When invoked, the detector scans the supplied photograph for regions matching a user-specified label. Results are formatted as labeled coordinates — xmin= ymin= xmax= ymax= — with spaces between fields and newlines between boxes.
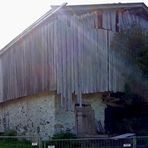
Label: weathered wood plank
xmin=0 ymin=9 xmax=147 ymax=108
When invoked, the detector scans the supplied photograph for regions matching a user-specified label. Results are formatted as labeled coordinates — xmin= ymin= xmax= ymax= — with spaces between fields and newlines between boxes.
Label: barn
xmin=0 ymin=3 xmax=147 ymax=139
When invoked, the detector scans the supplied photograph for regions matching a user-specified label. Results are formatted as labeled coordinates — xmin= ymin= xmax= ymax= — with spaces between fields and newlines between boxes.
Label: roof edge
xmin=0 ymin=2 xmax=147 ymax=55
xmin=52 ymin=2 xmax=147 ymax=8
xmin=52 ymin=3 xmax=148 ymax=13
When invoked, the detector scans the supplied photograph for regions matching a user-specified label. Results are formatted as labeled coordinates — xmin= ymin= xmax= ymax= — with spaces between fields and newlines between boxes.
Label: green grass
xmin=0 ymin=140 xmax=35 ymax=148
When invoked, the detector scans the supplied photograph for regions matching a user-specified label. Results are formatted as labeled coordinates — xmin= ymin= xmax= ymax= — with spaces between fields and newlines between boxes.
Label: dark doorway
xmin=104 ymin=92 xmax=148 ymax=135
xmin=75 ymin=104 xmax=97 ymax=136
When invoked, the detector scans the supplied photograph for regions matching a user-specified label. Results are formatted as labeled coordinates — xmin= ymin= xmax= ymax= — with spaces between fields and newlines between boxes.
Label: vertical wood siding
xmin=0 ymin=9 xmax=147 ymax=108
xmin=119 ymin=10 xmax=148 ymax=30
xmin=0 ymin=59 xmax=3 ymax=102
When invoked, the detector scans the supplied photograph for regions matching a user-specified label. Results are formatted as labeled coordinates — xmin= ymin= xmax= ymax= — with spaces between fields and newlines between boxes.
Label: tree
xmin=111 ymin=25 xmax=148 ymax=78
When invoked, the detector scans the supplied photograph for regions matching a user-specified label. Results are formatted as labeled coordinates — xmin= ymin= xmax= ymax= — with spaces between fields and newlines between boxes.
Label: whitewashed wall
xmin=54 ymin=93 xmax=106 ymax=133
xmin=0 ymin=92 xmax=55 ymax=139
xmin=0 ymin=91 xmax=106 ymax=138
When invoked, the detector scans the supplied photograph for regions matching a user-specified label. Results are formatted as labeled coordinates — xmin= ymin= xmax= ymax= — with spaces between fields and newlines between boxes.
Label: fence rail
xmin=43 ymin=136 xmax=148 ymax=148
xmin=0 ymin=136 xmax=148 ymax=148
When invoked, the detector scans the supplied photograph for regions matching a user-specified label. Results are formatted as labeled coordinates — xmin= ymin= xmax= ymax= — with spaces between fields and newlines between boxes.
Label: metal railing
xmin=136 ymin=136 xmax=148 ymax=148
xmin=43 ymin=136 xmax=148 ymax=148
xmin=0 ymin=135 xmax=148 ymax=148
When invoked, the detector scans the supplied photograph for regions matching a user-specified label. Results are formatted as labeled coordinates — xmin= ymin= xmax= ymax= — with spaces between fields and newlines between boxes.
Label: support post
xmin=77 ymin=91 xmax=82 ymax=107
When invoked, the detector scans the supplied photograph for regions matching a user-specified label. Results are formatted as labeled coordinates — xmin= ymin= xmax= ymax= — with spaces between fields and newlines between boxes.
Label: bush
xmin=47 ymin=132 xmax=77 ymax=148
xmin=4 ymin=129 xmax=17 ymax=136
xmin=111 ymin=24 xmax=148 ymax=78
xmin=52 ymin=131 xmax=77 ymax=140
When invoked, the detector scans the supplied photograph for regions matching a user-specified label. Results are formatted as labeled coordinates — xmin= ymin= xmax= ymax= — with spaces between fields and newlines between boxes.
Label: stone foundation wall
xmin=0 ymin=92 xmax=55 ymax=139
xmin=83 ymin=93 xmax=106 ymax=127
xmin=55 ymin=95 xmax=76 ymax=134
xmin=0 ymin=92 xmax=106 ymax=139
xmin=55 ymin=93 xmax=106 ymax=134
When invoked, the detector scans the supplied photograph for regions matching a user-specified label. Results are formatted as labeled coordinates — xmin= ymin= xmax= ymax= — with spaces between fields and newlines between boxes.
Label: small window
xmin=116 ymin=11 xmax=119 ymax=32
xmin=95 ymin=11 xmax=103 ymax=29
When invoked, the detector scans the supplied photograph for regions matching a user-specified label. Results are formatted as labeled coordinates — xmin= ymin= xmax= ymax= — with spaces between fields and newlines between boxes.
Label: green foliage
xmin=4 ymin=129 xmax=17 ymax=136
xmin=47 ymin=132 xmax=77 ymax=148
xmin=0 ymin=141 xmax=32 ymax=148
xmin=136 ymin=46 xmax=148 ymax=77
xmin=52 ymin=131 xmax=77 ymax=140
xmin=124 ymin=83 xmax=132 ymax=95
xmin=111 ymin=25 xmax=148 ymax=78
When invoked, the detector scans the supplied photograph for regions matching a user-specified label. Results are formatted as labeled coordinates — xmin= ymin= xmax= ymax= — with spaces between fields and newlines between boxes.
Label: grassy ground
xmin=0 ymin=140 xmax=35 ymax=148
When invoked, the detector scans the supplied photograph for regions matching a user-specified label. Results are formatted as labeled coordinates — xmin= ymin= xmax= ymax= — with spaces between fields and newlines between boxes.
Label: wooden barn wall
xmin=0 ymin=9 xmax=147 ymax=109
xmin=0 ymin=59 xmax=3 ymax=102
xmin=119 ymin=10 xmax=148 ymax=30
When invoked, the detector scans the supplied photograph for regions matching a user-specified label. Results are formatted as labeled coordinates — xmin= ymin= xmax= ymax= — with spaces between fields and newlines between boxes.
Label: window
xmin=95 ymin=11 xmax=103 ymax=29
xmin=116 ymin=11 xmax=119 ymax=32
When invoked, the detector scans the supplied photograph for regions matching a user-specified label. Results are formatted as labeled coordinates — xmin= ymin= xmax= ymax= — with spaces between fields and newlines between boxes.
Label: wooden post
xmin=77 ymin=91 xmax=82 ymax=107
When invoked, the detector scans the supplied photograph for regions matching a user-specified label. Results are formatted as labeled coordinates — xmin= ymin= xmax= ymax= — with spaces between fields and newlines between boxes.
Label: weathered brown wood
xmin=0 ymin=6 xmax=147 ymax=109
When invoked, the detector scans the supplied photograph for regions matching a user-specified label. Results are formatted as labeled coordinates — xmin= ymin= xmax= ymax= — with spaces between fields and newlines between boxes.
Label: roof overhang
xmin=52 ymin=3 xmax=148 ymax=14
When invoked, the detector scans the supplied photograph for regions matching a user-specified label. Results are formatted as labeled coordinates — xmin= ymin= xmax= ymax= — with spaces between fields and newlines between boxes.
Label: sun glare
xmin=0 ymin=0 xmax=147 ymax=49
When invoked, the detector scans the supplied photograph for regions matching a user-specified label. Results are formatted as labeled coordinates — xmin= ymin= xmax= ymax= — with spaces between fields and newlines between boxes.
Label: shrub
xmin=47 ymin=132 xmax=77 ymax=148
xmin=111 ymin=25 xmax=148 ymax=78
xmin=52 ymin=131 xmax=77 ymax=140
xmin=4 ymin=129 xmax=17 ymax=136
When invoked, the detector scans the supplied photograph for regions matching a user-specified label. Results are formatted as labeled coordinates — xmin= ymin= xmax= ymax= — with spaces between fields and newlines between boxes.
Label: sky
xmin=0 ymin=0 xmax=147 ymax=49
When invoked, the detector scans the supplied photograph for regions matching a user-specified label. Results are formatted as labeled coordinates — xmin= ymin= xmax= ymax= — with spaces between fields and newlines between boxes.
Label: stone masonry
xmin=0 ymin=92 xmax=55 ymax=139
xmin=0 ymin=92 xmax=106 ymax=139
